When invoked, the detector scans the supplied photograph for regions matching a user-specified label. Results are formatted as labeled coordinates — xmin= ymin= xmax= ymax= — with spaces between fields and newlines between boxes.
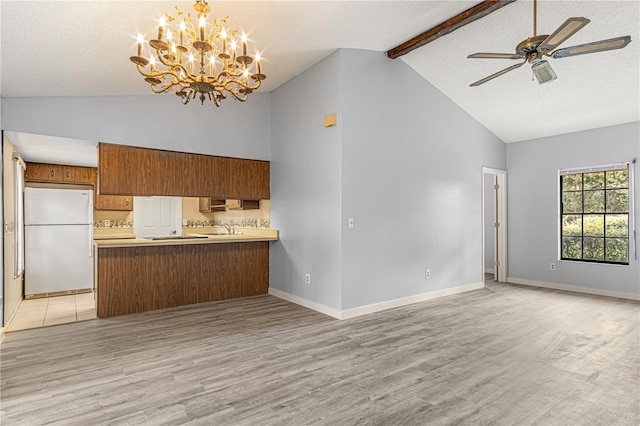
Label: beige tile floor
xmin=6 ymin=292 xmax=97 ymax=332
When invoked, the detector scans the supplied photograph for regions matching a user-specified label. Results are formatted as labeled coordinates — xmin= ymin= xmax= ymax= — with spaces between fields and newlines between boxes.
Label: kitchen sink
xmin=197 ymin=232 xmax=243 ymax=236
xmin=148 ymin=235 xmax=209 ymax=240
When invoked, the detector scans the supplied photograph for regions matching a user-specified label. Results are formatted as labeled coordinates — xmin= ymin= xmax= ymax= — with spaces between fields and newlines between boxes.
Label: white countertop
xmin=94 ymin=229 xmax=278 ymax=248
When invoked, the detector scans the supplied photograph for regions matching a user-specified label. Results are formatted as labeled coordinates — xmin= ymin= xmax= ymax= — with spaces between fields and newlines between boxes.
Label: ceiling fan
xmin=467 ymin=0 xmax=632 ymax=87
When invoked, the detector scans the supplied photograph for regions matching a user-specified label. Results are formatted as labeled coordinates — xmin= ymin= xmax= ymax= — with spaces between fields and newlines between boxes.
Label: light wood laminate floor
xmin=1 ymin=280 xmax=638 ymax=425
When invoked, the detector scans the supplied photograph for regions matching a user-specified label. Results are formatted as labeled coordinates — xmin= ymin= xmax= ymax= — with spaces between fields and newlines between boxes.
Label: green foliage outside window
xmin=561 ymin=168 xmax=629 ymax=264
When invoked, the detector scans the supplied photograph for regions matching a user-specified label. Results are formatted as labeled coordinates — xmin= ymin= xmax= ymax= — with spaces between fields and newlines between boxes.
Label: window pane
xmin=583 ymin=237 xmax=604 ymax=261
xmin=583 ymin=215 xmax=604 ymax=236
xmin=606 ymin=189 xmax=629 ymax=213
xmin=559 ymin=167 xmax=630 ymax=265
xmin=562 ymin=237 xmax=582 ymax=259
xmin=562 ymin=191 xmax=582 ymax=213
xmin=606 ymin=214 xmax=628 ymax=237
xmin=605 ymin=238 xmax=628 ymax=263
xmin=562 ymin=215 xmax=582 ymax=236
xmin=584 ymin=190 xmax=604 ymax=213
xmin=563 ymin=174 xmax=582 ymax=191
xmin=605 ymin=170 xmax=628 ymax=189
xmin=584 ymin=172 xmax=604 ymax=190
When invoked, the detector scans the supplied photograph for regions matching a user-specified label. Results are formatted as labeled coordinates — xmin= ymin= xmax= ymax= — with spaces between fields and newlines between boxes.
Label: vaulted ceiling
xmin=2 ymin=1 xmax=639 ymax=150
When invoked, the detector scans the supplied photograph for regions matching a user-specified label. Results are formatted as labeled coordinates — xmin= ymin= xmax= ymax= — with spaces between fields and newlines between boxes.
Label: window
xmin=560 ymin=165 xmax=629 ymax=265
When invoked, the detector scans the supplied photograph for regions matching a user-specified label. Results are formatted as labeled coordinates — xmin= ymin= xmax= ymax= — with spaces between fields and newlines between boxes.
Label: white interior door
xmin=133 ymin=196 xmax=182 ymax=238
xmin=492 ymin=175 xmax=499 ymax=281
xmin=482 ymin=168 xmax=507 ymax=283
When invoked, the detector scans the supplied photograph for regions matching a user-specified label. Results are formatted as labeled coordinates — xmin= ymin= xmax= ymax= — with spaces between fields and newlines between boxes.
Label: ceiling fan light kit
xmin=531 ymin=59 xmax=556 ymax=84
xmin=467 ymin=0 xmax=632 ymax=87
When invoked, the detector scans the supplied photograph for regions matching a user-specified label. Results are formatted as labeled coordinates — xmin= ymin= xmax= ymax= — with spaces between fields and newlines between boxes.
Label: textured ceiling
xmin=0 ymin=1 xmax=474 ymax=96
xmin=1 ymin=1 xmax=639 ymax=153
xmin=402 ymin=0 xmax=640 ymax=143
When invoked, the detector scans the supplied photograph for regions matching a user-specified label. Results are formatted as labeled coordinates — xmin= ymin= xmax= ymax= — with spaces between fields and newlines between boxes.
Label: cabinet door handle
xmin=50 ymin=169 xmax=55 ymax=177
xmin=125 ymin=199 xmax=130 ymax=207
xmin=66 ymin=170 xmax=71 ymax=178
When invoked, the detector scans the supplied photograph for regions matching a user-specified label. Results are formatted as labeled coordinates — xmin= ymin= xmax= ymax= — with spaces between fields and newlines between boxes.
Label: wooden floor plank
xmin=1 ymin=280 xmax=638 ymax=425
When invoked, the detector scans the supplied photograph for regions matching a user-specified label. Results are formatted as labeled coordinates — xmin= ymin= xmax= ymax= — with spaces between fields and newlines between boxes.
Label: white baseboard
xmin=484 ymin=268 xmax=495 ymax=274
xmin=269 ymin=282 xmax=485 ymax=320
xmin=507 ymin=277 xmax=640 ymax=301
xmin=341 ymin=282 xmax=484 ymax=319
xmin=268 ymin=288 xmax=342 ymax=319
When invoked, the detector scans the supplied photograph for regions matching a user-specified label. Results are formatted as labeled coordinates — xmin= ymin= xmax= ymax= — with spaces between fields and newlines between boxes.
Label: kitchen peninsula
xmin=92 ymin=142 xmax=275 ymax=318
xmin=94 ymin=229 xmax=277 ymax=318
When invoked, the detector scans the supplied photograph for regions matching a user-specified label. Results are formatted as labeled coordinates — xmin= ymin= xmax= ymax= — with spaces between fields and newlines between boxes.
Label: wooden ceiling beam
xmin=387 ymin=0 xmax=518 ymax=59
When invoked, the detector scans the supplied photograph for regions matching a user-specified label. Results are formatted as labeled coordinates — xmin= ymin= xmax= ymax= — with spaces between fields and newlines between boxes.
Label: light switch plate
xmin=348 ymin=218 xmax=354 ymax=229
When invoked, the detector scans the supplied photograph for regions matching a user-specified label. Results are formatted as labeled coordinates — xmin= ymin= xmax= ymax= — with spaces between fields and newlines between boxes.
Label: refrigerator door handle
xmin=89 ymin=227 xmax=94 ymax=258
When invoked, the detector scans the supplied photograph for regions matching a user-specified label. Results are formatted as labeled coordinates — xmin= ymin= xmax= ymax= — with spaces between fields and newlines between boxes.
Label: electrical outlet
xmin=104 ymin=219 xmax=111 ymax=227
xmin=550 ymin=263 xmax=556 ymax=271
xmin=425 ymin=269 xmax=431 ymax=279
xmin=305 ymin=274 xmax=311 ymax=284
xmin=348 ymin=218 xmax=355 ymax=229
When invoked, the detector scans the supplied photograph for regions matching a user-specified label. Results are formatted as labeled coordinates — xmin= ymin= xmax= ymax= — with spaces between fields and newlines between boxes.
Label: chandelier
xmin=130 ymin=0 xmax=265 ymax=107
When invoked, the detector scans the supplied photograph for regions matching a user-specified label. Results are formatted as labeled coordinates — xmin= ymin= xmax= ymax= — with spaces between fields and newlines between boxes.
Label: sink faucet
xmin=223 ymin=224 xmax=233 ymax=234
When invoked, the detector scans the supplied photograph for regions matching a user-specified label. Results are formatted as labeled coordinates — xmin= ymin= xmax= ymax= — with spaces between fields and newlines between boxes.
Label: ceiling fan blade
xmin=551 ymin=35 xmax=632 ymax=58
xmin=469 ymin=60 xmax=526 ymax=87
xmin=537 ymin=17 xmax=590 ymax=53
xmin=467 ymin=53 xmax=522 ymax=59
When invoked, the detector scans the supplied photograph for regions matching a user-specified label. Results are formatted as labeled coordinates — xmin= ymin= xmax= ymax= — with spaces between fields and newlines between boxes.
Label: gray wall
xmin=270 ymin=49 xmax=506 ymax=312
xmin=506 ymin=122 xmax=640 ymax=296
xmin=270 ymin=51 xmax=343 ymax=310
xmin=0 ymin=97 xmax=3 ymax=327
xmin=2 ymin=94 xmax=271 ymax=160
xmin=339 ymin=50 xmax=505 ymax=309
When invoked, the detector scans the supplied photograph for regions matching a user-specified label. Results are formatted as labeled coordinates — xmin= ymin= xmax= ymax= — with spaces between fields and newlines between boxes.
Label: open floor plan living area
xmin=1 ymin=0 xmax=639 ymax=425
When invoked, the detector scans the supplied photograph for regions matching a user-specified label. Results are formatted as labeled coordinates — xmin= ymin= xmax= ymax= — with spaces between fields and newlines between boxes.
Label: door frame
xmin=482 ymin=167 xmax=507 ymax=282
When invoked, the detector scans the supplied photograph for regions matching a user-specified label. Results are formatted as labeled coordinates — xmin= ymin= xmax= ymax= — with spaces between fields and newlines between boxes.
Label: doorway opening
xmin=482 ymin=168 xmax=507 ymax=283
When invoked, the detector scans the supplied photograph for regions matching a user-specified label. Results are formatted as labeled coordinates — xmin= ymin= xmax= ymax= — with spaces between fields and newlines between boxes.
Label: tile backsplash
xmin=94 ymin=218 xmax=270 ymax=229
xmin=94 ymin=197 xmax=271 ymax=230
xmin=94 ymin=219 xmax=133 ymax=229
xmin=184 ymin=219 xmax=270 ymax=229
xmin=94 ymin=210 xmax=133 ymax=229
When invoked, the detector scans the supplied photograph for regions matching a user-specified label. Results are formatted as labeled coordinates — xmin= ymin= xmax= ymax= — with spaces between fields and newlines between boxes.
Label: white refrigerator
xmin=24 ymin=187 xmax=94 ymax=296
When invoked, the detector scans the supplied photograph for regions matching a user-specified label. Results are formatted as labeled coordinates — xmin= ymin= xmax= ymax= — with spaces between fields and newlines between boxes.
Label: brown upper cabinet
xmin=98 ymin=143 xmax=270 ymax=199
xmin=94 ymin=195 xmax=133 ymax=211
xmin=25 ymin=162 xmax=95 ymax=185
xmin=198 ymin=198 xmax=227 ymax=213
xmin=25 ymin=162 xmax=132 ymax=211
xmin=62 ymin=165 xmax=95 ymax=184
xmin=93 ymin=173 xmax=134 ymax=211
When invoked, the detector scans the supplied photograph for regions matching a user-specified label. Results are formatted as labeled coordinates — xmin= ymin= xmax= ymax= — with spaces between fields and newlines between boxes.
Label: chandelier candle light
xmin=130 ymin=0 xmax=265 ymax=107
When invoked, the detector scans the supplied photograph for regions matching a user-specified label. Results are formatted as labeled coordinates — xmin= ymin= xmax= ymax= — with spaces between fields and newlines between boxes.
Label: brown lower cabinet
xmin=96 ymin=242 xmax=269 ymax=318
